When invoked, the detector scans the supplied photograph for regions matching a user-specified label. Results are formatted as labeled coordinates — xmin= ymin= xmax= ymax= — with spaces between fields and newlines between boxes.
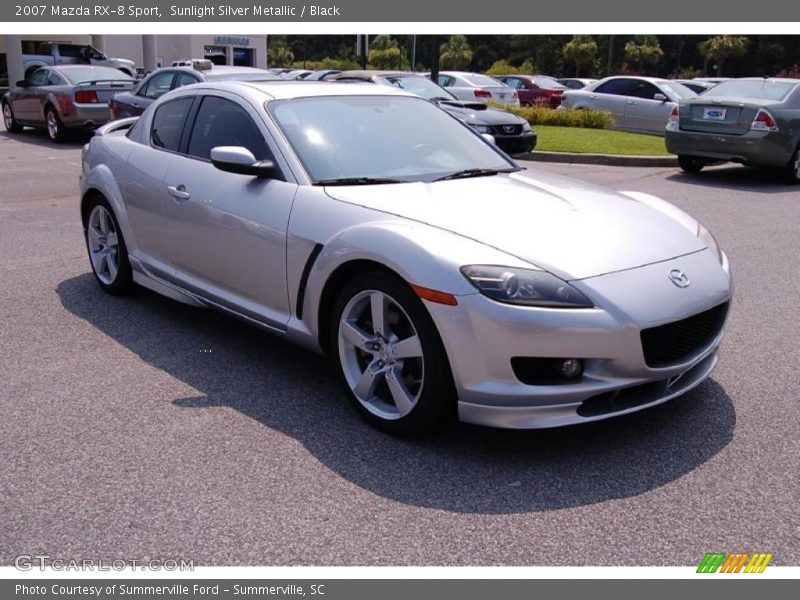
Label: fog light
xmin=560 ymin=358 xmax=584 ymax=379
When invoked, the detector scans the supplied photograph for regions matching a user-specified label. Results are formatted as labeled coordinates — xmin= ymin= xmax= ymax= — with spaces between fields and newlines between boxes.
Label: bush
xmin=487 ymin=101 xmax=613 ymax=129
xmin=485 ymin=59 xmax=517 ymax=75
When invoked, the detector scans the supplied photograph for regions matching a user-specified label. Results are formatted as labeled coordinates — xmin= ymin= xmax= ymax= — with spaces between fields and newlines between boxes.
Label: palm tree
xmin=440 ymin=35 xmax=473 ymax=70
xmin=563 ymin=35 xmax=598 ymax=77
xmin=698 ymin=36 xmax=749 ymax=76
xmin=267 ymin=36 xmax=294 ymax=67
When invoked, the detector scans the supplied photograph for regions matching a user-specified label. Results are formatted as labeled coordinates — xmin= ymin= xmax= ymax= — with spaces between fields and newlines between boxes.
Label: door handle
xmin=626 ymin=100 xmax=636 ymax=105
xmin=167 ymin=184 xmax=191 ymax=202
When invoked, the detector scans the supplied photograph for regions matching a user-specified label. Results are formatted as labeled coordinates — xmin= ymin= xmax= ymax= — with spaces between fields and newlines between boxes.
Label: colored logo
xmin=697 ymin=552 xmax=773 ymax=573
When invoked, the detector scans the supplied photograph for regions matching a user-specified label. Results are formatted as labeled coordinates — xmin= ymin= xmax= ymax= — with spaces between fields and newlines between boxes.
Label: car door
xmin=121 ymin=95 xmax=194 ymax=279
xmin=13 ymin=68 xmax=50 ymax=122
xmin=160 ymin=93 xmax=296 ymax=330
xmin=588 ymin=79 xmax=632 ymax=125
xmin=623 ymin=80 xmax=672 ymax=133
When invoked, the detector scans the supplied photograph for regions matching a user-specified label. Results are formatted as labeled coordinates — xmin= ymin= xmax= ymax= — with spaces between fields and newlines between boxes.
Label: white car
xmin=434 ymin=71 xmax=520 ymax=105
xmin=560 ymin=76 xmax=697 ymax=135
xmin=78 ymin=81 xmax=732 ymax=434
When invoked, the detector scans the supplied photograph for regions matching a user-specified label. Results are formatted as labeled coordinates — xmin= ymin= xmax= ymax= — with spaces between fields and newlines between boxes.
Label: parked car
xmin=433 ymin=71 xmax=520 ymax=105
xmin=673 ymin=79 xmax=716 ymax=94
xmin=22 ymin=41 xmax=136 ymax=80
xmin=304 ymin=69 xmax=342 ymax=81
xmin=560 ymin=76 xmax=697 ymax=135
xmin=79 ymin=80 xmax=732 ymax=433
xmin=283 ymin=69 xmax=313 ymax=80
xmin=557 ymin=78 xmax=598 ymax=90
xmin=666 ymin=77 xmax=800 ymax=182
xmin=494 ymin=75 xmax=566 ymax=107
xmin=109 ymin=63 xmax=278 ymax=119
xmin=2 ymin=65 xmax=134 ymax=141
xmin=332 ymin=70 xmax=536 ymax=153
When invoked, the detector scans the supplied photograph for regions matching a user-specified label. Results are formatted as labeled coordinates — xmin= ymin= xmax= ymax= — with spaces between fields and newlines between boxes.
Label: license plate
xmin=498 ymin=93 xmax=507 ymax=100
xmin=703 ymin=107 xmax=727 ymax=120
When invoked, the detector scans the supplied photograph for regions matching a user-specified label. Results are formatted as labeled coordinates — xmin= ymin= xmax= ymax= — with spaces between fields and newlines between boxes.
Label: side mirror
xmin=16 ymin=80 xmax=27 ymax=87
xmin=481 ymin=133 xmax=496 ymax=145
xmin=654 ymin=93 xmax=668 ymax=102
xmin=210 ymin=146 xmax=277 ymax=178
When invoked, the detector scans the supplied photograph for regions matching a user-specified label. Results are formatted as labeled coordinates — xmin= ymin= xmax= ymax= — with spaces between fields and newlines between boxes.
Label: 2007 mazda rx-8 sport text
xmin=79 ymin=80 xmax=733 ymax=433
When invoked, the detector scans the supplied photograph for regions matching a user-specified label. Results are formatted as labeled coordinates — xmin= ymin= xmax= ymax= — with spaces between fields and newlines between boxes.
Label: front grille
xmin=640 ymin=302 xmax=729 ymax=368
xmin=492 ymin=124 xmax=523 ymax=136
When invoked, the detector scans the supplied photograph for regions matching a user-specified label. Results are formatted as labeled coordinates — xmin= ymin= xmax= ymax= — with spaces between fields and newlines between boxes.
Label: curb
xmin=522 ymin=150 xmax=678 ymax=168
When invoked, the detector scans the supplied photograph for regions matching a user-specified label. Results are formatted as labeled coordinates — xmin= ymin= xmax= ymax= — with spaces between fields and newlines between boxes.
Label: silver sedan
xmin=79 ymin=81 xmax=733 ymax=433
xmin=560 ymin=76 xmax=697 ymax=135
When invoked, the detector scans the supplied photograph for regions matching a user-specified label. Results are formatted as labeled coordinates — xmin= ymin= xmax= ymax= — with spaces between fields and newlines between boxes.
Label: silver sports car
xmin=79 ymin=81 xmax=733 ymax=433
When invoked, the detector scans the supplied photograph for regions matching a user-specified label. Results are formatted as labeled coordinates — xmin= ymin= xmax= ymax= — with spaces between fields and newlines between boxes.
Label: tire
xmin=2 ymin=101 xmax=23 ymax=133
xmin=331 ymin=271 xmax=455 ymax=434
xmin=783 ymin=146 xmax=800 ymax=184
xmin=678 ymin=155 xmax=706 ymax=173
xmin=44 ymin=105 xmax=65 ymax=143
xmin=84 ymin=196 xmax=133 ymax=295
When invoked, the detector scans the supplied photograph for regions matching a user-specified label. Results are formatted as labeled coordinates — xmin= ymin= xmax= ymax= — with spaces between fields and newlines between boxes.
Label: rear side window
xmin=438 ymin=75 xmax=455 ymax=87
xmin=186 ymin=96 xmax=270 ymax=161
xmin=151 ymin=97 xmax=193 ymax=152
xmin=58 ymin=44 xmax=83 ymax=58
xmin=174 ymin=72 xmax=201 ymax=88
xmin=595 ymin=79 xmax=631 ymax=95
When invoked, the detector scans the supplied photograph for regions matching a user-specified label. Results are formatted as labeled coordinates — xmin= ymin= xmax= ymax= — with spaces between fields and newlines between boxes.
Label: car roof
xmin=597 ymin=75 xmax=672 ymax=84
xmin=728 ymin=77 xmax=800 ymax=84
xmin=180 ymin=80 xmax=417 ymax=100
xmin=334 ymin=70 xmax=421 ymax=80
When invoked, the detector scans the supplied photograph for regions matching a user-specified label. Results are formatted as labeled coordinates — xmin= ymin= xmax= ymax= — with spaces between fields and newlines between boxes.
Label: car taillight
xmin=512 ymin=91 xmax=519 ymax=99
xmin=750 ymin=108 xmax=778 ymax=132
xmin=75 ymin=90 xmax=99 ymax=103
xmin=666 ymin=104 xmax=680 ymax=131
xmin=474 ymin=89 xmax=492 ymax=98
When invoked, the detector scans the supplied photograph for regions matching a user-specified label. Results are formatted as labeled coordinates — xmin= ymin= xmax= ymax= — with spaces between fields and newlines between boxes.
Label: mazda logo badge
xmin=668 ymin=269 xmax=690 ymax=288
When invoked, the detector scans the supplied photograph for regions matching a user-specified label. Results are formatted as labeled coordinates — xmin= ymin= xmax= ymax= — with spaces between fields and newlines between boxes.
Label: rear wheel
xmin=783 ymin=146 xmax=800 ymax=184
xmin=84 ymin=196 xmax=133 ymax=295
xmin=331 ymin=271 xmax=455 ymax=434
xmin=45 ymin=106 xmax=65 ymax=142
xmin=3 ymin=102 xmax=23 ymax=133
xmin=678 ymin=155 xmax=707 ymax=173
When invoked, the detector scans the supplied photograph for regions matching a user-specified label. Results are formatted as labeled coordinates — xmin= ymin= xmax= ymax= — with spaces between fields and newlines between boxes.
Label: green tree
xmin=624 ymin=36 xmax=664 ymax=74
xmin=368 ymin=35 xmax=401 ymax=70
xmin=563 ymin=35 xmax=598 ymax=77
xmin=485 ymin=59 xmax=517 ymax=75
xmin=517 ymin=59 xmax=536 ymax=75
xmin=440 ymin=35 xmax=474 ymax=70
xmin=267 ymin=36 xmax=294 ymax=66
xmin=698 ymin=35 xmax=749 ymax=76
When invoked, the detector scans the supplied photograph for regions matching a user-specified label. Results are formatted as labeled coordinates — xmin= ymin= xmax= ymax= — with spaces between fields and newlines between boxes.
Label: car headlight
xmin=697 ymin=222 xmax=723 ymax=265
xmin=521 ymin=121 xmax=532 ymax=132
xmin=472 ymin=124 xmax=492 ymax=134
xmin=461 ymin=265 xmax=594 ymax=308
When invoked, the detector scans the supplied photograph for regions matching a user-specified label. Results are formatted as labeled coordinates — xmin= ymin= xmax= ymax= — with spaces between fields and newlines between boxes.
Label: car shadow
xmin=667 ymin=164 xmax=795 ymax=193
xmin=56 ymin=273 xmax=736 ymax=515
xmin=0 ymin=128 xmax=89 ymax=150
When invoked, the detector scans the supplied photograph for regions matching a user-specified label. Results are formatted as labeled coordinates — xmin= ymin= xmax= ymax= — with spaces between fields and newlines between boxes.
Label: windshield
xmin=702 ymin=80 xmax=797 ymax=102
xmin=268 ymin=95 xmax=514 ymax=183
xmin=382 ymin=75 xmax=456 ymax=100
xmin=62 ymin=67 xmax=133 ymax=84
xmin=464 ymin=74 xmax=506 ymax=87
xmin=658 ymin=81 xmax=697 ymax=101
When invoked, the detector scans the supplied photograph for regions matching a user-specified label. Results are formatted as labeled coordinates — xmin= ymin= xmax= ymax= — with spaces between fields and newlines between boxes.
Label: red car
xmin=495 ymin=75 xmax=566 ymax=108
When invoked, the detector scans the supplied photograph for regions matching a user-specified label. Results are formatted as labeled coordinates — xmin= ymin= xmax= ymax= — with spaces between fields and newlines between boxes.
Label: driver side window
xmin=186 ymin=96 xmax=271 ymax=162
xmin=28 ymin=70 xmax=49 ymax=87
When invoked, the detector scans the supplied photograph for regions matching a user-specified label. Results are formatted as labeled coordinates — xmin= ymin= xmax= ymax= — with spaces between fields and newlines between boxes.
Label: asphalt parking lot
xmin=1 ymin=124 xmax=798 ymax=566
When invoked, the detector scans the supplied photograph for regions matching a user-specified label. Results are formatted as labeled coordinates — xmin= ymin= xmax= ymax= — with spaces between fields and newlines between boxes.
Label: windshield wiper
xmin=433 ymin=168 xmax=516 ymax=182
xmin=315 ymin=176 xmax=406 ymax=186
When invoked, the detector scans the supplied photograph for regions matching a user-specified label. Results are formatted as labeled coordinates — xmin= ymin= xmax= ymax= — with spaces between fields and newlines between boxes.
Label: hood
xmin=324 ymin=170 xmax=704 ymax=280
xmin=436 ymin=101 xmax=525 ymax=126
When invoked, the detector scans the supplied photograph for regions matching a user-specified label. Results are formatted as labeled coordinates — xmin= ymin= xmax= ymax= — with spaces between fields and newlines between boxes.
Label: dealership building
xmin=1 ymin=34 xmax=268 ymax=83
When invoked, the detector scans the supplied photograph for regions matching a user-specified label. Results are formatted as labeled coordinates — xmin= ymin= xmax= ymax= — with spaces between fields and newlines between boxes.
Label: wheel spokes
xmin=385 ymin=366 xmax=416 ymax=416
xmin=393 ymin=335 xmax=422 ymax=359
xmin=369 ymin=292 xmax=390 ymax=338
xmin=341 ymin=320 xmax=375 ymax=352
xmin=353 ymin=360 xmax=386 ymax=400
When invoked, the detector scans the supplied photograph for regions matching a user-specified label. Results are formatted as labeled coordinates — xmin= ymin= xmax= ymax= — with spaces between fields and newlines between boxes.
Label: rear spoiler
xmin=76 ymin=79 xmax=134 ymax=87
xmin=95 ymin=117 xmax=139 ymax=136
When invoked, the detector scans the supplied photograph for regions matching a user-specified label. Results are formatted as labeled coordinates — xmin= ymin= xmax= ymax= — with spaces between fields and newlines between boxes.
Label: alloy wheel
xmin=87 ymin=205 xmax=120 ymax=285
xmin=46 ymin=110 xmax=59 ymax=140
xmin=337 ymin=290 xmax=424 ymax=420
xmin=3 ymin=104 xmax=13 ymax=130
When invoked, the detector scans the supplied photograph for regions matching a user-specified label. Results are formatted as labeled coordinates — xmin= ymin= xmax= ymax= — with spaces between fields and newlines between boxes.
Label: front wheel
xmin=678 ymin=155 xmax=707 ymax=173
xmin=331 ymin=271 xmax=455 ymax=434
xmin=84 ymin=197 xmax=133 ymax=295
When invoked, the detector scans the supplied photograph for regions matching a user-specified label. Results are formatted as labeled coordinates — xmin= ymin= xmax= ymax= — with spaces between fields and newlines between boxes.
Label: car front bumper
xmin=665 ymin=128 xmax=794 ymax=168
xmin=424 ymin=248 xmax=733 ymax=429
xmin=495 ymin=131 xmax=537 ymax=154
